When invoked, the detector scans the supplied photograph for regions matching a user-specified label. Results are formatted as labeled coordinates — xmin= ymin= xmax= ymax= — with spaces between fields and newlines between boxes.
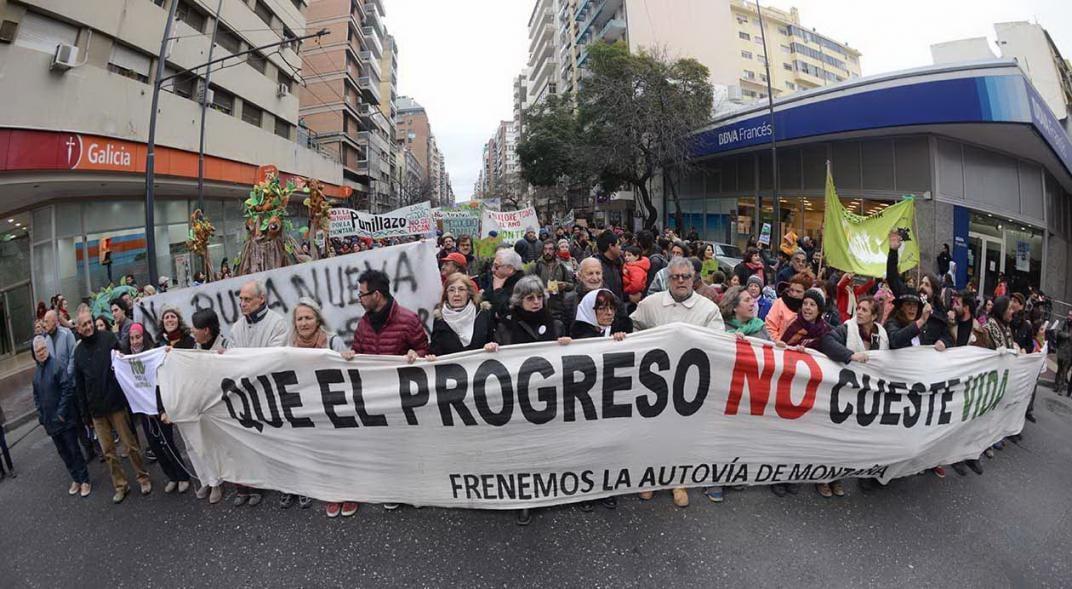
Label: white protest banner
xmin=442 ymin=208 xmax=482 ymax=237
xmin=553 ymin=209 xmax=575 ymax=229
xmin=481 ymin=207 xmax=539 ymax=243
xmin=159 ymin=323 xmax=1043 ymax=508
xmin=135 ymin=240 xmax=441 ymax=345
xmin=112 ymin=347 xmax=168 ymax=415
xmin=329 ymin=202 xmax=434 ymax=239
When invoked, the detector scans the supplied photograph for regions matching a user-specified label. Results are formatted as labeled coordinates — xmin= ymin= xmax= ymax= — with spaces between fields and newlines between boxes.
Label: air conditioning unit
xmin=726 ymin=85 xmax=743 ymax=102
xmin=277 ymin=83 xmax=290 ymax=98
xmin=50 ymin=43 xmax=79 ymax=71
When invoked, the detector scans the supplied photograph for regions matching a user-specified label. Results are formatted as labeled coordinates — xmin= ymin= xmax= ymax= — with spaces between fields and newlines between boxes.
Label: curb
xmin=3 ymin=409 xmax=37 ymax=436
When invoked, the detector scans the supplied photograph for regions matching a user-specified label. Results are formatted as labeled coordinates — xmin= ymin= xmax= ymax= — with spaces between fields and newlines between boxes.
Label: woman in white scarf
xmin=570 ymin=288 xmax=630 ymax=341
xmin=429 ymin=273 xmax=496 ymax=357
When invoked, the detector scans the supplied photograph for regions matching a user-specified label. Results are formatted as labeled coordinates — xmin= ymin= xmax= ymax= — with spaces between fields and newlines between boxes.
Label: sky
xmin=385 ymin=0 xmax=1072 ymax=203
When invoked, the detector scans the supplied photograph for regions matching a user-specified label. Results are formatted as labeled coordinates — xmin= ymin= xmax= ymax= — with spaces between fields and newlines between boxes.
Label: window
xmin=755 ymin=36 xmax=764 ymax=45
xmin=292 ymin=0 xmax=304 ymax=10
xmin=215 ymin=25 xmax=241 ymax=54
xmin=242 ymin=102 xmax=263 ymax=127
xmin=778 ymin=27 xmax=789 ymax=35
xmin=248 ymin=52 xmax=267 ymax=74
xmin=274 ymin=117 xmax=292 ymax=139
xmin=175 ymin=0 xmax=207 ymax=34
xmin=108 ymin=43 xmax=151 ymax=83
xmin=277 ymin=70 xmax=293 ymax=93
xmin=164 ymin=67 xmax=196 ymax=99
xmin=741 ymin=50 xmax=752 ymax=59
xmin=760 ymin=73 xmax=768 ymax=82
xmin=783 ymin=63 xmax=793 ymax=71
xmin=14 ymin=11 xmax=78 ymax=55
xmin=254 ymin=1 xmax=274 ymax=27
xmin=785 ymin=81 xmax=796 ymax=90
xmin=209 ymin=85 xmax=234 ymax=115
xmin=743 ymin=70 xmax=755 ymax=80
xmin=780 ymin=44 xmax=791 ymax=53
xmin=736 ymin=16 xmax=748 ymax=24
xmin=739 ymin=31 xmax=750 ymax=41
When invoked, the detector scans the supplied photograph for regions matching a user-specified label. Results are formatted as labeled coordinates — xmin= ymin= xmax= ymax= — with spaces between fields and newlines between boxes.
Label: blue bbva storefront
xmin=671 ymin=61 xmax=1072 ymax=302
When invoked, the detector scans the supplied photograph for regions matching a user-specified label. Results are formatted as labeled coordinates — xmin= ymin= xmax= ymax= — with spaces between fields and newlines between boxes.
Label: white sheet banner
xmin=329 ymin=202 xmax=434 ymax=239
xmin=158 ymin=324 xmax=1044 ymax=508
xmin=135 ymin=240 xmax=441 ymax=345
xmin=112 ymin=347 xmax=167 ymax=415
xmin=553 ymin=209 xmax=575 ymax=229
xmin=481 ymin=207 xmax=539 ymax=243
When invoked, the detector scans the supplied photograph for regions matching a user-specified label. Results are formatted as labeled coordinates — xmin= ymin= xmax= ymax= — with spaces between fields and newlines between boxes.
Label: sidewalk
xmin=0 ymin=351 xmax=35 ymax=433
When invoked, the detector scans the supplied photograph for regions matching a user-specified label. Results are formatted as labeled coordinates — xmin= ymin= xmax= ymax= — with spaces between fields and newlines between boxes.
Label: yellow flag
xmin=823 ymin=169 xmax=919 ymax=276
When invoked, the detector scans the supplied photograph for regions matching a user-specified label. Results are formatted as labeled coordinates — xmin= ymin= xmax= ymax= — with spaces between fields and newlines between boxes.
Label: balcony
xmin=362 ymin=1 xmax=384 ymax=39
xmin=363 ymin=25 xmax=383 ymax=58
xmin=357 ymin=76 xmax=381 ymax=103
xmin=359 ymin=49 xmax=381 ymax=80
xmin=598 ymin=18 xmax=625 ymax=42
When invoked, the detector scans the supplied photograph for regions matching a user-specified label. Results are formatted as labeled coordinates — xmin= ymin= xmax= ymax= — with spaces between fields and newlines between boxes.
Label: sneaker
xmin=341 ymin=502 xmax=359 ymax=517
xmin=383 ymin=503 xmax=400 ymax=511
xmin=299 ymin=495 xmax=313 ymax=509
xmin=80 ymin=482 xmax=92 ymax=498
xmin=704 ymin=486 xmax=724 ymax=503
xmin=196 ymin=485 xmax=210 ymax=500
xmin=600 ymin=496 xmax=617 ymax=509
xmin=325 ymin=502 xmax=341 ymax=518
xmin=279 ymin=493 xmax=294 ymax=509
xmin=672 ymin=487 xmax=689 ymax=508
xmin=951 ymin=463 xmax=968 ymax=476
xmin=932 ymin=466 xmax=946 ymax=479
xmin=233 ymin=493 xmax=250 ymax=507
xmin=177 ymin=481 xmax=190 ymax=494
xmin=516 ymin=508 xmax=532 ymax=526
xmin=247 ymin=493 xmax=263 ymax=507
xmin=816 ymin=483 xmax=833 ymax=498
xmin=164 ymin=481 xmax=177 ymax=494
xmin=113 ymin=484 xmax=130 ymax=504
xmin=830 ymin=480 xmax=845 ymax=497
xmin=69 ymin=482 xmax=81 ymax=496
xmin=966 ymin=459 xmax=984 ymax=475
xmin=209 ymin=486 xmax=223 ymax=504
xmin=638 ymin=491 xmax=654 ymax=500
xmin=139 ymin=480 xmax=153 ymax=495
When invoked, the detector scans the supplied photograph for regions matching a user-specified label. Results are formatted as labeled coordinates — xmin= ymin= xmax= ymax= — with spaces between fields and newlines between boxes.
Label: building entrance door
xmin=968 ymin=232 xmax=1005 ymax=297
xmin=0 ymin=282 xmax=33 ymax=356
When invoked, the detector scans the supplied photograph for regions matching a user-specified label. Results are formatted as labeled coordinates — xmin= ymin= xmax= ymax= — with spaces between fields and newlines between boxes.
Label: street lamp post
xmin=755 ymin=0 xmax=780 ymax=247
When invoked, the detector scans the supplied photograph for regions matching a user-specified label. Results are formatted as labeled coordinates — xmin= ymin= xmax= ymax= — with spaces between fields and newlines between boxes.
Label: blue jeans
xmin=52 ymin=428 xmax=88 ymax=484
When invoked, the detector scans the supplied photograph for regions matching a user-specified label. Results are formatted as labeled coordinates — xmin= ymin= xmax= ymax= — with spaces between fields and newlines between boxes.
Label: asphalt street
xmin=2 ymin=385 xmax=1071 ymax=588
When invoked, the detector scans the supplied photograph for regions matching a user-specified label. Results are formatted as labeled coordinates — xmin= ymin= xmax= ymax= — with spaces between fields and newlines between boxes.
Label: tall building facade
xmin=397 ymin=96 xmax=449 ymax=207
xmin=300 ymin=0 xmax=393 ymax=212
xmin=932 ymin=21 xmax=1072 ymax=128
xmin=0 ymin=0 xmax=345 ymax=355
xmin=526 ymin=0 xmax=558 ymax=108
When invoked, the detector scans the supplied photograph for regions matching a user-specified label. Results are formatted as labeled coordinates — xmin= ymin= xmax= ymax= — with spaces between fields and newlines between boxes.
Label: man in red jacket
xmin=352 ymin=270 xmax=429 ymax=361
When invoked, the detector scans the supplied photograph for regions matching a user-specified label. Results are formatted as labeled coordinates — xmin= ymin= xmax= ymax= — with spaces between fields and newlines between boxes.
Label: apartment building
xmin=397 ymin=95 xmax=449 ymax=207
xmin=0 ymin=0 xmax=344 ymax=356
xmin=526 ymin=0 xmax=558 ymax=108
xmin=729 ymin=0 xmax=861 ymax=99
xmin=300 ymin=0 xmax=392 ymax=211
xmin=932 ymin=21 xmax=1072 ymax=128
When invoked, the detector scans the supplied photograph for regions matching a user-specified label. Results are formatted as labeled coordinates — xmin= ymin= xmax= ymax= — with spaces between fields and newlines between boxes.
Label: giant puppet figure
xmin=187 ymin=208 xmax=216 ymax=281
xmin=301 ymin=177 xmax=335 ymax=260
xmin=236 ymin=166 xmax=306 ymax=275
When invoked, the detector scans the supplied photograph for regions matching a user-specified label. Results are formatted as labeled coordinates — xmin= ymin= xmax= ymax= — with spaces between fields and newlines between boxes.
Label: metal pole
xmin=755 ymin=0 xmax=780 ymax=247
xmin=144 ymin=0 xmax=180 ymax=288
xmin=197 ymin=0 xmax=223 ymax=215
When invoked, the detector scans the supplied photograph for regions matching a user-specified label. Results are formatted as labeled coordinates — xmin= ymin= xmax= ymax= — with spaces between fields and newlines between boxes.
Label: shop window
xmin=108 ymin=42 xmax=151 ymax=84
xmin=14 ymin=11 xmax=78 ymax=55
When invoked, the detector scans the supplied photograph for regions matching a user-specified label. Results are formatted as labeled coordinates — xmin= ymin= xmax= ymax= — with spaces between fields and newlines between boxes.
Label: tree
xmin=516 ymin=94 xmax=586 ymax=188
xmin=578 ymin=42 xmax=712 ymax=230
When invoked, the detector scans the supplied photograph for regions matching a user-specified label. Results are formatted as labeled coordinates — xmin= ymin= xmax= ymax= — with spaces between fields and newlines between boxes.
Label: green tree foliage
xmin=516 ymin=41 xmax=712 ymax=229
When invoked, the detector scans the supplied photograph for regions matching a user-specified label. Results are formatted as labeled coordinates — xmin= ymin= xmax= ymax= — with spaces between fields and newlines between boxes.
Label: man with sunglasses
xmin=629 ymin=257 xmax=724 ymax=509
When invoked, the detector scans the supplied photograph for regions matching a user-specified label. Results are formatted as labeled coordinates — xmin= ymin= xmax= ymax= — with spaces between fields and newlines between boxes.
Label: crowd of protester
xmin=13 ymin=221 xmax=1071 ymax=527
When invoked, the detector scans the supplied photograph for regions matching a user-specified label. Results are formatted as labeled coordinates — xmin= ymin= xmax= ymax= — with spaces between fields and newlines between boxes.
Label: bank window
xmin=108 ymin=43 xmax=151 ymax=84
xmin=209 ymin=85 xmax=234 ymax=115
xmin=215 ymin=25 xmax=241 ymax=54
xmin=741 ymin=50 xmax=752 ymax=59
xmin=15 ymin=11 xmax=78 ymax=55
xmin=739 ymin=32 xmax=750 ymax=41
xmin=175 ymin=0 xmax=207 ymax=34
xmin=242 ymin=102 xmax=264 ymax=127
xmin=248 ymin=51 xmax=267 ymax=74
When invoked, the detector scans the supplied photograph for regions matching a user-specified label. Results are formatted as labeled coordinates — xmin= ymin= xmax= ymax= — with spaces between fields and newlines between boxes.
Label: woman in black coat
xmin=428 ymin=273 xmax=497 ymax=357
xmin=494 ymin=275 xmax=570 ymax=347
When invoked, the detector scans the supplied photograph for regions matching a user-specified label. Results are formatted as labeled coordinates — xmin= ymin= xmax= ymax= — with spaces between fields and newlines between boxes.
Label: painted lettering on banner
xmin=481 ymin=207 xmax=539 ymax=243
xmin=329 ymin=202 xmax=434 ymax=239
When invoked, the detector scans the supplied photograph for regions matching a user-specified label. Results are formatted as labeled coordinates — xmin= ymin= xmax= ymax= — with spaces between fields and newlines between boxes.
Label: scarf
xmin=576 ymin=289 xmax=612 ymax=336
xmin=781 ymin=293 xmax=803 ymax=313
xmin=442 ymin=301 xmax=478 ymax=346
xmin=293 ymin=329 xmax=328 ymax=349
xmin=246 ymin=303 xmax=269 ymax=324
xmin=513 ymin=306 xmax=555 ymax=340
xmin=727 ymin=317 xmax=765 ymax=336
xmin=781 ymin=314 xmax=831 ymax=347
xmin=366 ymin=297 xmax=394 ymax=333
xmin=745 ymin=260 xmax=765 ymax=283
xmin=844 ymin=319 xmax=889 ymax=352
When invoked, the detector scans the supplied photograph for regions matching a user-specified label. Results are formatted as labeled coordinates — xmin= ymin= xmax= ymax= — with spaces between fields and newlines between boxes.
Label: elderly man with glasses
xmin=628 ymin=256 xmax=724 ymax=509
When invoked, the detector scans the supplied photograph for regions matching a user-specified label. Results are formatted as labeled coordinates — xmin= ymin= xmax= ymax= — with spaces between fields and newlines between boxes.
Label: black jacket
xmin=886 ymin=247 xmax=951 ymax=347
xmin=72 ymin=330 xmax=127 ymax=420
xmin=884 ymin=317 xmax=921 ymax=350
xmin=569 ymin=315 xmax=633 ymax=339
xmin=596 ymin=253 xmax=625 ymax=301
xmin=495 ymin=311 xmax=563 ymax=346
xmin=33 ymin=356 xmax=76 ymax=436
xmin=487 ymin=272 xmax=523 ymax=322
xmin=514 ymin=237 xmax=542 ymax=264
xmin=429 ymin=309 xmax=496 ymax=356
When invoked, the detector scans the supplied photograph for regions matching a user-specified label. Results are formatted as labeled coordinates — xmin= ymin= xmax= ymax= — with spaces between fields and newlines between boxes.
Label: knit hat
xmin=441 ymin=232 xmax=455 ymax=241
xmin=442 ymin=252 xmax=468 ymax=269
xmin=129 ymin=323 xmax=144 ymax=336
xmin=895 ymin=287 xmax=922 ymax=307
xmin=803 ymin=288 xmax=825 ymax=309
xmin=557 ymin=238 xmax=569 ymax=249
xmin=747 ymin=275 xmax=764 ymax=289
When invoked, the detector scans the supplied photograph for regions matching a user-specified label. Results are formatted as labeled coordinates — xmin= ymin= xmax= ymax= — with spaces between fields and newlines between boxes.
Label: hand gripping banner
xmin=158 ymin=324 xmax=1043 ymax=508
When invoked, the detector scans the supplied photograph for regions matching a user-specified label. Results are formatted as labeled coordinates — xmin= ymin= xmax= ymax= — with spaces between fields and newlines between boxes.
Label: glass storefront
xmin=965 ymin=212 xmax=1043 ymax=297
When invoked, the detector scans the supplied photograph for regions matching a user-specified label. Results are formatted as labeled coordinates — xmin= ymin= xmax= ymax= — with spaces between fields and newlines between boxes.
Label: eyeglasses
xmin=523 ymin=294 xmax=543 ymax=302
xmin=445 ymin=286 xmax=469 ymax=294
xmin=669 ymin=273 xmax=693 ymax=282
xmin=357 ymin=290 xmax=376 ymax=300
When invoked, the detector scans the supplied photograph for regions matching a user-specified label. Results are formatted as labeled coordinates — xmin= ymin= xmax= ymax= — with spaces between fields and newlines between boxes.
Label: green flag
xmin=823 ymin=169 xmax=919 ymax=276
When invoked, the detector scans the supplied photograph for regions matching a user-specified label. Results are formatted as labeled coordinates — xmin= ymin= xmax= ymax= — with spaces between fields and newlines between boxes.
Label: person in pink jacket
xmin=764 ymin=271 xmax=813 ymax=342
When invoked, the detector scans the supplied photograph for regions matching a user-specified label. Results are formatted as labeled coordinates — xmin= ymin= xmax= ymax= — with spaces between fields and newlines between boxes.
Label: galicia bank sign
xmin=63 ymin=134 xmax=138 ymax=171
